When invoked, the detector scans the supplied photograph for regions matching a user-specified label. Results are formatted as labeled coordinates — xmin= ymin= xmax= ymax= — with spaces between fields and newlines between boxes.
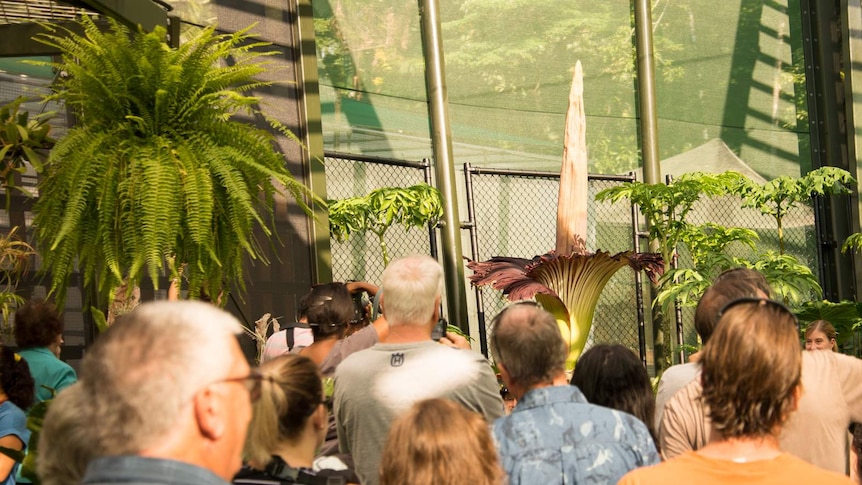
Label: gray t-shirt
xmin=333 ymin=341 xmax=504 ymax=485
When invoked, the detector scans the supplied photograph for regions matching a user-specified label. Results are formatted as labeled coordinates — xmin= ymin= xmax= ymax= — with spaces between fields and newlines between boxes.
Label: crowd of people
xmin=0 ymin=256 xmax=860 ymax=484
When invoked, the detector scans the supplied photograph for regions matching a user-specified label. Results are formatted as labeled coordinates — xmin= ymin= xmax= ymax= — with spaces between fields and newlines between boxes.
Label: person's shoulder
xmin=774 ymin=453 xmax=855 ymax=484
xmin=0 ymin=401 xmax=26 ymax=422
xmin=618 ymin=453 xmax=699 ymax=484
xmin=661 ymin=362 xmax=699 ymax=382
xmin=584 ymin=402 xmax=648 ymax=431
xmin=333 ymin=345 xmax=380 ymax=378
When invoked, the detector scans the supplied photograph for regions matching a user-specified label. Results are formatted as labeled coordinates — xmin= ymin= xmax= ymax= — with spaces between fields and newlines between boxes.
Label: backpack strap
xmin=280 ymin=322 xmax=311 ymax=351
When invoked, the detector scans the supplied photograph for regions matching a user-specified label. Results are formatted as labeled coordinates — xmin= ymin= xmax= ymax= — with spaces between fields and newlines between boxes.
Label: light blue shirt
xmin=0 ymin=401 xmax=30 ymax=485
xmin=493 ymin=385 xmax=659 ymax=485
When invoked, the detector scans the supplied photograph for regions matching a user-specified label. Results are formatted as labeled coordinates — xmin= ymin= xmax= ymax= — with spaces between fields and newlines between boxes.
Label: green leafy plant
xmin=0 ymin=97 xmax=54 ymax=211
xmin=30 ymin=17 xmax=315 ymax=317
xmin=733 ymin=167 xmax=855 ymax=254
xmin=328 ymin=183 xmax=443 ymax=267
xmin=0 ymin=227 xmax=37 ymax=343
xmin=656 ymin=223 xmax=758 ymax=312
xmin=595 ymin=171 xmax=745 ymax=368
xmin=0 ymin=98 xmax=46 ymax=342
xmin=468 ymin=63 xmax=663 ymax=371
xmin=596 ymin=171 xmax=748 ymax=268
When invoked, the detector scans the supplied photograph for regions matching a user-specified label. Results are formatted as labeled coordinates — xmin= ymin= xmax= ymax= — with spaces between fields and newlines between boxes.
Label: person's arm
xmin=56 ymin=366 xmax=78 ymax=394
xmin=659 ymin=379 xmax=708 ymax=460
xmin=0 ymin=434 xmax=24 ymax=481
xmin=439 ymin=331 xmax=471 ymax=350
xmin=835 ymin=353 xmax=862 ymax=422
xmin=345 ymin=281 xmax=378 ymax=296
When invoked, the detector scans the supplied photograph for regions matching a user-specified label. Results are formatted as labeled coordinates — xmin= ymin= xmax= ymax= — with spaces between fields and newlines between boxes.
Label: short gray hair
xmin=489 ymin=303 xmax=566 ymax=388
xmin=381 ymin=255 xmax=443 ymax=326
xmin=79 ymin=301 xmax=243 ymax=454
xmin=38 ymin=384 xmax=96 ymax=485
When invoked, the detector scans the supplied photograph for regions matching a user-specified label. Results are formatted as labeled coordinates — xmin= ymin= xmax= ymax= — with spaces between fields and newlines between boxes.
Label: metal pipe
xmin=418 ymin=0 xmax=469 ymax=331
xmin=634 ymin=0 xmax=661 ymax=186
xmin=424 ymin=160 xmax=439 ymax=260
xmin=631 ymin=190 xmax=647 ymax=368
xmin=463 ymin=163 xmax=489 ymax=356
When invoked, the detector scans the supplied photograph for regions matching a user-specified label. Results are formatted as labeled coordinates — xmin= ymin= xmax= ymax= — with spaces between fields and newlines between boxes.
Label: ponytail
xmin=0 ymin=347 xmax=34 ymax=409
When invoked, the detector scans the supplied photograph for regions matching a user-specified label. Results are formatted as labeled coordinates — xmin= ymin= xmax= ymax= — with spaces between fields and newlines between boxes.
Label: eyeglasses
xmin=717 ymin=297 xmax=799 ymax=326
xmin=214 ymin=369 xmax=266 ymax=402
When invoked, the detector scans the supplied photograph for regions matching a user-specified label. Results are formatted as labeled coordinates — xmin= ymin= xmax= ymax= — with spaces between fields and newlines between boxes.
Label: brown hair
xmin=14 ymin=299 xmax=64 ymax=348
xmin=804 ymin=320 xmax=837 ymax=351
xmin=700 ymin=299 xmax=801 ymax=439
xmin=695 ymin=278 xmax=762 ymax=344
xmin=713 ymin=268 xmax=772 ymax=297
xmin=243 ymin=354 xmax=322 ymax=469
xmin=489 ymin=302 xmax=566 ymax=388
xmin=305 ymin=283 xmax=354 ymax=341
xmin=379 ymin=398 xmax=503 ymax=485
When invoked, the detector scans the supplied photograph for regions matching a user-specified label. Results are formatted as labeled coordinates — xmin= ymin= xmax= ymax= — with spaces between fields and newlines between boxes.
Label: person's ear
xmin=788 ymin=383 xmax=802 ymax=413
xmin=194 ymin=387 xmax=225 ymax=440
xmin=498 ymin=363 xmax=513 ymax=388
xmin=312 ymin=403 xmax=327 ymax=431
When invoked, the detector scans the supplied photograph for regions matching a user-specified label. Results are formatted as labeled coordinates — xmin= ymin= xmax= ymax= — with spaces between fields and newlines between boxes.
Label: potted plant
xmin=29 ymin=18 xmax=316 ymax=324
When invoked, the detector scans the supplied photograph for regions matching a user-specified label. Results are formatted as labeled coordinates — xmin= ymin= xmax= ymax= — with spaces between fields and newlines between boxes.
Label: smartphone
xmin=431 ymin=317 xmax=447 ymax=341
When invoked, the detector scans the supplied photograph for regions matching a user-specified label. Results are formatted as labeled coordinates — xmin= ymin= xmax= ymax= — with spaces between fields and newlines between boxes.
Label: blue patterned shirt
xmin=493 ymin=385 xmax=659 ymax=485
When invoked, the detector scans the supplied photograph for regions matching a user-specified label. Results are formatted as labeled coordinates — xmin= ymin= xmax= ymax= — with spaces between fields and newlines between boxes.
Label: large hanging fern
xmin=31 ymin=17 xmax=314 ymax=310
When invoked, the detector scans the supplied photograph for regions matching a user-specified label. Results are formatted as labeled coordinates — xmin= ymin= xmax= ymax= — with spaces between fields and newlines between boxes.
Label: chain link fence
xmin=462 ymin=165 xmax=646 ymax=362
xmin=674 ymin=190 xmax=818 ymax=353
xmin=323 ymin=153 xmax=823 ymax=368
xmin=324 ymin=151 xmax=436 ymax=285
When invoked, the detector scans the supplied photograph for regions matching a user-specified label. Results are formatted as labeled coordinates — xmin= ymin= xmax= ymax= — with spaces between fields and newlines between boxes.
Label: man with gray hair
xmin=333 ymin=254 xmax=504 ymax=485
xmin=491 ymin=302 xmax=658 ymax=484
xmin=75 ymin=301 xmax=257 ymax=485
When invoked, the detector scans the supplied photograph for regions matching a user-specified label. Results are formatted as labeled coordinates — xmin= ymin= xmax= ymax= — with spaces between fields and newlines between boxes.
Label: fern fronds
xmin=32 ymin=17 xmax=315 ymax=309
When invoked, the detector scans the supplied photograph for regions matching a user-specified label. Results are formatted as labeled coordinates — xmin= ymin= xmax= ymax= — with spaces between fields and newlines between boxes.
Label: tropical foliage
xmin=0 ymin=227 xmax=36 ymax=343
xmin=328 ymin=183 xmax=443 ymax=266
xmin=733 ymin=166 xmax=855 ymax=254
xmin=30 ymin=17 xmax=314 ymax=316
xmin=597 ymin=167 xmax=854 ymax=363
xmin=0 ymin=97 xmax=53 ymax=210
xmin=0 ymin=98 xmax=48 ymax=342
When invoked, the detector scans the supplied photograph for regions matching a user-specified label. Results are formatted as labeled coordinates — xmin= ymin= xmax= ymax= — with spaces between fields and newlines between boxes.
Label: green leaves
xmin=32 ymin=18 xmax=314 ymax=309
xmin=795 ymin=300 xmax=862 ymax=345
xmin=0 ymin=97 xmax=55 ymax=210
xmin=328 ymin=184 xmax=443 ymax=266
xmin=595 ymin=171 xmax=747 ymax=265
xmin=734 ymin=167 xmax=855 ymax=221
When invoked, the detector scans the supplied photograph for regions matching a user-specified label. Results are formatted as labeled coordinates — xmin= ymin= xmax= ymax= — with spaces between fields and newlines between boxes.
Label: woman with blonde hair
xmin=379 ymin=398 xmax=503 ymax=485
xmin=233 ymin=354 xmax=356 ymax=485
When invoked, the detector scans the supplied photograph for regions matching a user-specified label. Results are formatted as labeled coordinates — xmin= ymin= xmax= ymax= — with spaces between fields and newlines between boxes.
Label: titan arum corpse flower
xmin=467 ymin=62 xmax=663 ymax=371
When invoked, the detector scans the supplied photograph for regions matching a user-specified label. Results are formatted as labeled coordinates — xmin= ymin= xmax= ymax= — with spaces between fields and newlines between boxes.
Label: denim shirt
xmin=493 ymin=385 xmax=660 ymax=485
xmin=82 ymin=456 xmax=230 ymax=485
